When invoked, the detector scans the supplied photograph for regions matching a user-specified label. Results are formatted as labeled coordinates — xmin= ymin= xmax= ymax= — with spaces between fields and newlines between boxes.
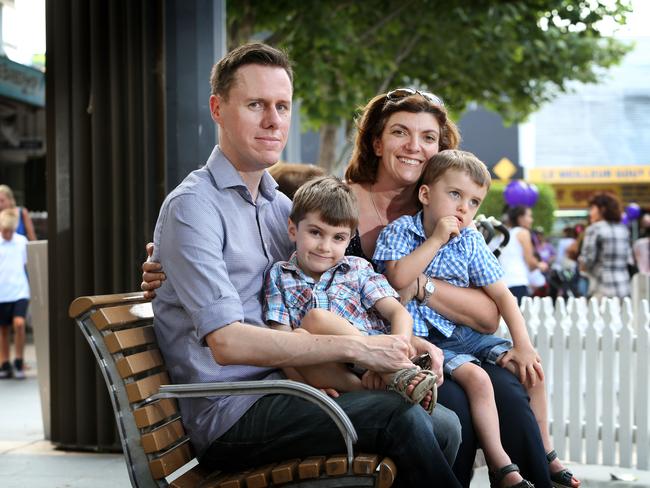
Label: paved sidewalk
xmin=2 ymin=344 xmax=650 ymax=487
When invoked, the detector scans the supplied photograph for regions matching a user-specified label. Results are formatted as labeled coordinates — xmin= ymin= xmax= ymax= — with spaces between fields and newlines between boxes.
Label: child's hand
xmin=432 ymin=216 xmax=461 ymax=244
xmin=498 ymin=344 xmax=544 ymax=386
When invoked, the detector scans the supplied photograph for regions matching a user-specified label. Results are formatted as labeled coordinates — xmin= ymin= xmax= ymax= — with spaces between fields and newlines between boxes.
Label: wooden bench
xmin=69 ymin=292 xmax=397 ymax=488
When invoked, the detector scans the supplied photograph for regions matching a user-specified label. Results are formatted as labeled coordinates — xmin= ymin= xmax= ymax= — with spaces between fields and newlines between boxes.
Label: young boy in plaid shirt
xmin=264 ymin=175 xmax=438 ymax=413
xmin=373 ymin=150 xmax=579 ymax=488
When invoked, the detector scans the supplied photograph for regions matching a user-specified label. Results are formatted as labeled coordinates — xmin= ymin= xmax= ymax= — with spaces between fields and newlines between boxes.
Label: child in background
xmin=0 ymin=209 xmax=30 ymax=380
xmin=264 ymin=176 xmax=438 ymax=412
xmin=373 ymin=150 xmax=579 ymax=488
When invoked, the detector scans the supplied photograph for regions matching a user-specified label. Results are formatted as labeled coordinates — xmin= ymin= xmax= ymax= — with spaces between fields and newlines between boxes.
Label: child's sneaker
xmin=12 ymin=358 xmax=25 ymax=380
xmin=0 ymin=361 xmax=12 ymax=379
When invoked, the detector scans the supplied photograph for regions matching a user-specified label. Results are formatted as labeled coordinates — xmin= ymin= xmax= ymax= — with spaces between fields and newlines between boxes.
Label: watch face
xmin=425 ymin=281 xmax=435 ymax=293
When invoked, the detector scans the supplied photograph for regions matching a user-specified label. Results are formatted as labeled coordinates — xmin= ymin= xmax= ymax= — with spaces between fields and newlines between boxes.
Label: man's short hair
xmin=290 ymin=176 xmax=359 ymax=233
xmin=210 ymin=43 xmax=293 ymax=99
xmin=420 ymin=149 xmax=491 ymax=189
xmin=0 ymin=209 xmax=18 ymax=231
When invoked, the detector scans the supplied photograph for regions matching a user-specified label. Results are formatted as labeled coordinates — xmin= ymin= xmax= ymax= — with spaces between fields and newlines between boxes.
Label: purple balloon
xmin=525 ymin=183 xmax=539 ymax=207
xmin=625 ymin=203 xmax=641 ymax=220
xmin=504 ymin=180 xmax=530 ymax=207
xmin=622 ymin=212 xmax=630 ymax=225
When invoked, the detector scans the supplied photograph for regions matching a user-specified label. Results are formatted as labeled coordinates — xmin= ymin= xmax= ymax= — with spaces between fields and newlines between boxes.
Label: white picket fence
xmin=500 ymin=291 xmax=650 ymax=470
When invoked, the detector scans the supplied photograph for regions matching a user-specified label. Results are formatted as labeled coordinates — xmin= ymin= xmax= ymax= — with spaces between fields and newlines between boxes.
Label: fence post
xmin=585 ymin=300 xmax=600 ymax=464
xmin=636 ymin=301 xmax=650 ymax=469
xmin=553 ymin=298 xmax=568 ymax=458
xmin=601 ymin=301 xmax=616 ymax=466
xmin=569 ymin=299 xmax=586 ymax=462
xmin=618 ymin=299 xmax=634 ymax=467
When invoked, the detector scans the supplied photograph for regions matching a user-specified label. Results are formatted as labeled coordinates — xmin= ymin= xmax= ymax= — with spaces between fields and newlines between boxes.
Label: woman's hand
xmin=141 ymin=242 xmax=166 ymax=299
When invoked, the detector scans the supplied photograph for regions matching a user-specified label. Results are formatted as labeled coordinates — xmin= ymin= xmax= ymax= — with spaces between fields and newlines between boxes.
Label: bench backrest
xmin=69 ymin=293 xmax=194 ymax=488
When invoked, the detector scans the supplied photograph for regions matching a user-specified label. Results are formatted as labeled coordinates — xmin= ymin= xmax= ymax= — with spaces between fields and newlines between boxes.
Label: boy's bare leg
xmin=453 ymin=362 xmax=524 ymax=486
xmin=296 ymin=309 xmax=433 ymax=408
xmin=0 ymin=326 xmax=9 ymax=363
xmin=501 ymin=357 xmax=580 ymax=487
xmin=13 ymin=317 xmax=25 ymax=360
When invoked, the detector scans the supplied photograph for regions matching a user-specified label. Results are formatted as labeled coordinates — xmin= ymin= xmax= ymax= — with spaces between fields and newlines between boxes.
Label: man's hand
xmin=354 ymin=334 xmax=414 ymax=374
xmin=410 ymin=336 xmax=444 ymax=386
xmin=141 ymin=242 xmax=166 ymax=299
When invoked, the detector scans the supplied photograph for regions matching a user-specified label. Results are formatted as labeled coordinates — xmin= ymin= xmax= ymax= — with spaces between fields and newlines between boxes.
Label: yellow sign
xmin=528 ymin=165 xmax=650 ymax=184
xmin=553 ymin=183 xmax=650 ymax=209
xmin=493 ymin=158 xmax=517 ymax=181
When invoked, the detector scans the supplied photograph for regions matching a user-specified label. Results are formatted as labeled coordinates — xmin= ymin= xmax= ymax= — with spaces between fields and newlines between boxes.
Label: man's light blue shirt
xmin=152 ymin=146 xmax=294 ymax=457
xmin=373 ymin=212 xmax=503 ymax=338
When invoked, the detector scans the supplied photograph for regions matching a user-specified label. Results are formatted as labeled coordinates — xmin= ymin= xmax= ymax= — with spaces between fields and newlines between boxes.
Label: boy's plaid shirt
xmin=264 ymin=253 xmax=399 ymax=333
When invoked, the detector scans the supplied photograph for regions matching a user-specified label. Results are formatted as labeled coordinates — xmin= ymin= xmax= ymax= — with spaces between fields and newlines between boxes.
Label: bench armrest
xmin=149 ymin=379 xmax=358 ymax=467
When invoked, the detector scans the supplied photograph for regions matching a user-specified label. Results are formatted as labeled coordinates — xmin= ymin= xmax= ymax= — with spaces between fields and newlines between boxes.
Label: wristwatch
xmin=419 ymin=275 xmax=435 ymax=305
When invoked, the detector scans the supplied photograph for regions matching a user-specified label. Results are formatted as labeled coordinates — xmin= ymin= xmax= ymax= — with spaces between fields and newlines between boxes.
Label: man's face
xmin=211 ymin=64 xmax=292 ymax=173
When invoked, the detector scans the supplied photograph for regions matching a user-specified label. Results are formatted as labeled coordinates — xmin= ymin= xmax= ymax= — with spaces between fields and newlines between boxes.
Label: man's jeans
xmin=201 ymin=390 xmax=462 ymax=487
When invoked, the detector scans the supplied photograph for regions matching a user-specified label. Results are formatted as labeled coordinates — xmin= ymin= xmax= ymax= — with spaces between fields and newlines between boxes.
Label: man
xmin=149 ymin=43 xmax=462 ymax=486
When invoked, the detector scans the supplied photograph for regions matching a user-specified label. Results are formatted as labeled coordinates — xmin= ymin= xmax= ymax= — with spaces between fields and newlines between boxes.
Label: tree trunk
xmin=318 ymin=124 xmax=338 ymax=173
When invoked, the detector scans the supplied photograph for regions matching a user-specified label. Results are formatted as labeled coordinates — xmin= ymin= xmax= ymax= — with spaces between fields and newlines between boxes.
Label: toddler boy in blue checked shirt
xmin=264 ymin=175 xmax=438 ymax=413
xmin=374 ymin=150 xmax=579 ymax=488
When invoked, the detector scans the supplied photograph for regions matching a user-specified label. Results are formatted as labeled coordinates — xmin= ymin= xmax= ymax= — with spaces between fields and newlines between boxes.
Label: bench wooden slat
xmin=68 ymin=292 xmax=147 ymax=317
xmin=126 ymin=371 xmax=169 ymax=403
xmin=116 ymin=349 xmax=164 ymax=378
xmin=298 ymin=456 xmax=325 ymax=479
xmin=168 ymin=465 xmax=211 ymax=488
xmin=149 ymin=441 xmax=193 ymax=479
xmin=104 ymin=325 xmax=157 ymax=353
xmin=325 ymin=454 xmax=347 ymax=476
xmin=270 ymin=458 xmax=300 ymax=485
xmin=133 ymin=398 xmax=179 ymax=429
xmin=244 ymin=463 xmax=275 ymax=488
xmin=377 ymin=457 xmax=398 ymax=488
xmin=353 ymin=453 xmax=379 ymax=475
xmin=90 ymin=302 xmax=153 ymax=331
xmin=141 ymin=418 xmax=185 ymax=454
xmin=216 ymin=470 xmax=251 ymax=488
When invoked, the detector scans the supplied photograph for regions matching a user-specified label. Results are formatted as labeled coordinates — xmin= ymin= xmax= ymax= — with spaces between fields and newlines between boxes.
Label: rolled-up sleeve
xmin=158 ymin=193 xmax=244 ymax=342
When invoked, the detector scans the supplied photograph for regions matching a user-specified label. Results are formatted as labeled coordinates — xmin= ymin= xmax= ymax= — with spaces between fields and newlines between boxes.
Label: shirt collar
xmin=205 ymin=145 xmax=279 ymax=202
xmin=281 ymin=252 xmax=352 ymax=282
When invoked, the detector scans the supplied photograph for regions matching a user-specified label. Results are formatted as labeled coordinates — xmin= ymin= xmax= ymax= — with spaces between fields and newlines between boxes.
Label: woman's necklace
xmin=370 ymin=184 xmax=388 ymax=227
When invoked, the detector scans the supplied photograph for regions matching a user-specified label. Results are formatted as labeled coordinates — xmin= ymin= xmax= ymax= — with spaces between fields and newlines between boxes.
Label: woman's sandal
xmin=490 ymin=464 xmax=535 ymax=488
xmin=387 ymin=367 xmax=438 ymax=414
xmin=547 ymin=450 xmax=579 ymax=488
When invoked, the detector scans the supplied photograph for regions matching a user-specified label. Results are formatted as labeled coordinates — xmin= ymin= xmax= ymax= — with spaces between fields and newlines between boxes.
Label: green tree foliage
xmin=227 ymin=1 xmax=632 ymax=168
xmin=479 ymin=181 xmax=557 ymax=234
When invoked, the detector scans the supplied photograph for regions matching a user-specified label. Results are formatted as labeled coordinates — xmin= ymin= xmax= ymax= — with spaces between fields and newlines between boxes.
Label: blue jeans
xmin=201 ymin=390 xmax=463 ymax=487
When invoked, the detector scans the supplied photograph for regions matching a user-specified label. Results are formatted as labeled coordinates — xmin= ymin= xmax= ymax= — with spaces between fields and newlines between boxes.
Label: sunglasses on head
xmin=385 ymin=88 xmax=444 ymax=107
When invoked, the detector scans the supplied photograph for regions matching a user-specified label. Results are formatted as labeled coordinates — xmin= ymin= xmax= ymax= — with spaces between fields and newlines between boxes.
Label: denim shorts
xmin=0 ymin=299 xmax=29 ymax=326
xmin=429 ymin=325 xmax=511 ymax=376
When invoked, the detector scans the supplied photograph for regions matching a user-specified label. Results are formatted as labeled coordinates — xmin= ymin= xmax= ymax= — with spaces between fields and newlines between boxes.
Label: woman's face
xmin=373 ymin=111 xmax=440 ymax=187
xmin=518 ymin=208 xmax=534 ymax=229
xmin=589 ymin=204 xmax=602 ymax=223
xmin=0 ymin=192 xmax=11 ymax=211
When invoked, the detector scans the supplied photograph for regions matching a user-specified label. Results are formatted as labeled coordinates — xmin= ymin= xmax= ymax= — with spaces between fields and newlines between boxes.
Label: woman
xmin=0 ymin=185 xmax=37 ymax=241
xmin=142 ymin=90 xmax=566 ymax=487
xmin=580 ymin=193 xmax=631 ymax=298
xmin=499 ymin=205 xmax=548 ymax=304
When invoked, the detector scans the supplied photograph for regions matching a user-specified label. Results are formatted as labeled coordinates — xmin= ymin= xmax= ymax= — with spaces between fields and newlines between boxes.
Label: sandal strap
xmin=493 ymin=463 xmax=520 ymax=482
xmin=551 ymin=468 xmax=575 ymax=486
xmin=546 ymin=449 xmax=558 ymax=463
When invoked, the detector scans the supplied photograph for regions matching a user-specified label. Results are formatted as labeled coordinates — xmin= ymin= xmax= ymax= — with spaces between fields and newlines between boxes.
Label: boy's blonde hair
xmin=290 ymin=176 xmax=359 ymax=232
xmin=0 ymin=209 xmax=18 ymax=231
xmin=0 ymin=184 xmax=17 ymax=207
xmin=419 ymin=149 xmax=491 ymax=189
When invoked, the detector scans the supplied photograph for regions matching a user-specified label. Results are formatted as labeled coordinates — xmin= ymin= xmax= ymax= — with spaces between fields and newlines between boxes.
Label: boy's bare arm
xmin=373 ymin=296 xmax=414 ymax=339
xmin=483 ymin=281 xmax=544 ymax=385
